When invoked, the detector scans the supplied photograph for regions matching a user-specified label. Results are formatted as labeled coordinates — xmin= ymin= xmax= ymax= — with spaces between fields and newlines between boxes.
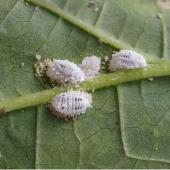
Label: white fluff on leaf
xmin=80 ymin=55 xmax=101 ymax=79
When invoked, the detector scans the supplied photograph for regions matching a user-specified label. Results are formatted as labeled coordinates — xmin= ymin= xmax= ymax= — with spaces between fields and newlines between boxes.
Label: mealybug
xmin=109 ymin=50 xmax=147 ymax=71
xmin=46 ymin=59 xmax=85 ymax=85
xmin=80 ymin=55 xmax=101 ymax=79
xmin=49 ymin=91 xmax=92 ymax=119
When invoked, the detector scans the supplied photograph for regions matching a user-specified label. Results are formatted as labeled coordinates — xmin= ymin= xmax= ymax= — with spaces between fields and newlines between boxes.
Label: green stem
xmin=26 ymin=0 xmax=162 ymax=63
xmin=1 ymin=62 xmax=170 ymax=114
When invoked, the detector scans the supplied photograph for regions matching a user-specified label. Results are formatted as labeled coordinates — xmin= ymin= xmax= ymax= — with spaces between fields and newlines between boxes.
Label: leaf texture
xmin=0 ymin=0 xmax=170 ymax=168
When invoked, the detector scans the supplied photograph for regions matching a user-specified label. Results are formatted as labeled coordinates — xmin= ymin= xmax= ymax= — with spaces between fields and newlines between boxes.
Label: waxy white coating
xmin=109 ymin=50 xmax=147 ymax=71
xmin=49 ymin=91 xmax=92 ymax=119
xmin=80 ymin=55 xmax=101 ymax=79
xmin=46 ymin=59 xmax=85 ymax=85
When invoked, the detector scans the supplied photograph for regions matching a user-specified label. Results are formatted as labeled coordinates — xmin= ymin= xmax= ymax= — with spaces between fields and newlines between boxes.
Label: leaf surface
xmin=0 ymin=0 xmax=170 ymax=168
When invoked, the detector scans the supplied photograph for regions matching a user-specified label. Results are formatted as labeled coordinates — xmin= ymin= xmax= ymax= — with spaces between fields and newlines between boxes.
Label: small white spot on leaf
xmin=35 ymin=54 xmax=41 ymax=61
xmin=21 ymin=62 xmax=25 ymax=67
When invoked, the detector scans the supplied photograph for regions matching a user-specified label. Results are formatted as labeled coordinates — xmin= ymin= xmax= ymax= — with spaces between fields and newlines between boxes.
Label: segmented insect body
xmin=46 ymin=59 xmax=85 ymax=85
xmin=49 ymin=91 xmax=92 ymax=119
xmin=109 ymin=50 xmax=147 ymax=71
xmin=80 ymin=55 xmax=101 ymax=79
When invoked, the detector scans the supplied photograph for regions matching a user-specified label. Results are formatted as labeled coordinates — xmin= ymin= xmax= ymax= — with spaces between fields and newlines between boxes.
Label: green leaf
xmin=0 ymin=0 xmax=170 ymax=168
xmin=118 ymin=3 xmax=170 ymax=164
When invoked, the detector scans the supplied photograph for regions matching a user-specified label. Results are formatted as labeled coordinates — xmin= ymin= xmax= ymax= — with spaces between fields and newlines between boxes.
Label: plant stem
xmin=26 ymin=0 xmax=162 ymax=63
xmin=1 ymin=62 xmax=170 ymax=114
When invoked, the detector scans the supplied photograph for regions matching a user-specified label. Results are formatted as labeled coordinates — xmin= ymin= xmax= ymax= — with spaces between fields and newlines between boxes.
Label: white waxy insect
xmin=46 ymin=59 xmax=85 ymax=85
xmin=109 ymin=50 xmax=147 ymax=72
xmin=49 ymin=91 xmax=92 ymax=119
xmin=80 ymin=55 xmax=101 ymax=79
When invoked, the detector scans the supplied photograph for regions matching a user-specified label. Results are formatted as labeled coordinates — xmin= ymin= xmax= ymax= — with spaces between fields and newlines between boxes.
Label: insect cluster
xmin=34 ymin=55 xmax=101 ymax=119
xmin=35 ymin=50 xmax=147 ymax=120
